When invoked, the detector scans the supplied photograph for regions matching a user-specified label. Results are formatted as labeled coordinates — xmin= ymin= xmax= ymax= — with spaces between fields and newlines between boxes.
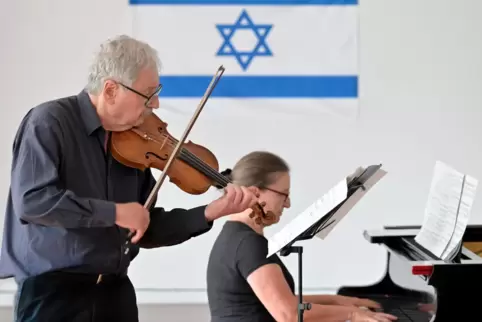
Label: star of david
xmin=215 ymin=10 xmax=273 ymax=71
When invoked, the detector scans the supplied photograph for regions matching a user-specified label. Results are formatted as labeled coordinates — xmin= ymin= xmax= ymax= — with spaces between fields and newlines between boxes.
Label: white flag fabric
xmin=129 ymin=0 xmax=359 ymax=120
xmin=126 ymin=1 xmax=360 ymax=296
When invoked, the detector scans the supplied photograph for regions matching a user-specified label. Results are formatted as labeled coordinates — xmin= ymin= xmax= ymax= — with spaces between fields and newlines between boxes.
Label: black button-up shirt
xmin=0 ymin=90 xmax=212 ymax=283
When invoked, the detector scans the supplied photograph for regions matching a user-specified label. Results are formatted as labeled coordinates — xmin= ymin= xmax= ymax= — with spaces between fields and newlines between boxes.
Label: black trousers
xmin=14 ymin=271 xmax=138 ymax=322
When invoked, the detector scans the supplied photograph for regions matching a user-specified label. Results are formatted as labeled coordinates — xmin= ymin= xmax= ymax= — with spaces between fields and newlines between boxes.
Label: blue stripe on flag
xmin=129 ymin=0 xmax=357 ymax=5
xmin=158 ymin=75 xmax=357 ymax=98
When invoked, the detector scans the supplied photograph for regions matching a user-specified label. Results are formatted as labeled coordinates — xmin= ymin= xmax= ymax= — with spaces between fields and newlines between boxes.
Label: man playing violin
xmin=0 ymin=35 xmax=259 ymax=322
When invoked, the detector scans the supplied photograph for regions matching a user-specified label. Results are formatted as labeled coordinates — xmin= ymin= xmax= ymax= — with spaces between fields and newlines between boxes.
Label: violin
xmin=110 ymin=65 xmax=274 ymax=225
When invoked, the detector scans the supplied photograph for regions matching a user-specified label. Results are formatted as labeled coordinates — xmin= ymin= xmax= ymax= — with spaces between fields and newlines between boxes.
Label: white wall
xmin=1 ymin=0 xmax=482 ymax=311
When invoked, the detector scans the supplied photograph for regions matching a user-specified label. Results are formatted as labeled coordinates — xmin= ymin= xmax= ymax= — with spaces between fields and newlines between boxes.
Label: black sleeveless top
xmin=206 ymin=221 xmax=295 ymax=322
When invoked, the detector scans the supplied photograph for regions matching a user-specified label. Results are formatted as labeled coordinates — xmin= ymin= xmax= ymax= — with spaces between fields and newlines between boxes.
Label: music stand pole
xmin=280 ymin=245 xmax=311 ymax=322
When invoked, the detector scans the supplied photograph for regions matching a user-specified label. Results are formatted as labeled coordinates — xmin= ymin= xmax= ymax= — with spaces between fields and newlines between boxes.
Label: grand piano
xmin=337 ymin=224 xmax=482 ymax=321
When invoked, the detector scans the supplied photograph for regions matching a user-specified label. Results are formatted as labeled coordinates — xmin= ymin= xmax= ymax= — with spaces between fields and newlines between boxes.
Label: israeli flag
xmin=129 ymin=0 xmax=359 ymax=120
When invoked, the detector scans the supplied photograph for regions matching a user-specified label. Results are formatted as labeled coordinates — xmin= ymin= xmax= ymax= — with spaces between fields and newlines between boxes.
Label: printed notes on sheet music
xmin=414 ymin=161 xmax=479 ymax=261
xmin=267 ymin=178 xmax=348 ymax=257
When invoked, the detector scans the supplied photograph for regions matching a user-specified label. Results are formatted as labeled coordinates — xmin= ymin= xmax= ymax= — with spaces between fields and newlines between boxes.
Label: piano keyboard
xmin=382 ymin=307 xmax=431 ymax=322
xmin=366 ymin=295 xmax=433 ymax=322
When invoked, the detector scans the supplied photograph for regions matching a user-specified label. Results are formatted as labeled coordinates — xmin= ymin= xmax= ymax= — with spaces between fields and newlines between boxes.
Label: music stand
xmin=269 ymin=164 xmax=387 ymax=322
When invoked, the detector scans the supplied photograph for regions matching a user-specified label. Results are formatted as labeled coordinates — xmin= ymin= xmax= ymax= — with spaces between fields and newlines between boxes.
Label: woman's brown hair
xmin=222 ymin=151 xmax=289 ymax=189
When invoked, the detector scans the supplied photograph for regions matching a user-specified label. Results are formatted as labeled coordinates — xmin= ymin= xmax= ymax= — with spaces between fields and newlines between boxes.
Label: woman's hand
xmin=350 ymin=310 xmax=398 ymax=322
xmin=335 ymin=296 xmax=381 ymax=310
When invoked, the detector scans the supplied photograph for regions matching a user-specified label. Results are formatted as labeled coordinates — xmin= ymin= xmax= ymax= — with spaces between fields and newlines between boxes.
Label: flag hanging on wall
xmin=129 ymin=0 xmax=359 ymax=120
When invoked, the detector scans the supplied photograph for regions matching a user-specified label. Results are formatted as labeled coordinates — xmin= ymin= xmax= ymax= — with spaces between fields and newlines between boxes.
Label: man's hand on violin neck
xmin=115 ymin=203 xmax=150 ymax=243
xmin=205 ymin=184 xmax=260 ymax=221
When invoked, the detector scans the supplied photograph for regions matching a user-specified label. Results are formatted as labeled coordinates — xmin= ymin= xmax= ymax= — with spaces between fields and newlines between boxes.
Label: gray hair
xmin=85 ymin=35 xmax=161 ymax=95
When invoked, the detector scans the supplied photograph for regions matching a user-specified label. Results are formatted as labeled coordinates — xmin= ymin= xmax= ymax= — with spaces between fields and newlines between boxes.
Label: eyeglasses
xmin=263 ymin=187 xmax=290 ymax=201
xmin=119 ymin=83 xmax=163 ymax=108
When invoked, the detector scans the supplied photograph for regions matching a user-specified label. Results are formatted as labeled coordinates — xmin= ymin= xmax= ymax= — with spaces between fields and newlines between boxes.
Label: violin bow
xmin=143 ymin=65 xmax=225 ymax=209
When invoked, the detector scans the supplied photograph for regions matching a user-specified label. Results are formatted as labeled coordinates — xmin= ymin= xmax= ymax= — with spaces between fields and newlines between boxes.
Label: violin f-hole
xmin=145 ymin=151 xmax=168 ymax=161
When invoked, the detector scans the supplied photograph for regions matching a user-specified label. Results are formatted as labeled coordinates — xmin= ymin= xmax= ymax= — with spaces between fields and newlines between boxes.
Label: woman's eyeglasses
xmin=263 ymin=187 xmax=289 ymax=201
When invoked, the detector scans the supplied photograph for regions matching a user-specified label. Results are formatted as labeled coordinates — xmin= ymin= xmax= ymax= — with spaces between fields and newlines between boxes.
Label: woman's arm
xmin=304 ymin=295 xmax=342 ymax=305
xmin=303 ymin=295 xmax=381 ymax=310
xmin=246 ymin=264 xmax=396 ymax=322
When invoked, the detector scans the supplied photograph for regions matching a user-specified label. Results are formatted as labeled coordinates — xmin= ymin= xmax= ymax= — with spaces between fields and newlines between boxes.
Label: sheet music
xmin=316 ymin=166 xmax=387 ymax=239
xmin=414 ymin=161 xmax=478 ymax=261
xmin=267 ymin=178 xmax=348 ymax=257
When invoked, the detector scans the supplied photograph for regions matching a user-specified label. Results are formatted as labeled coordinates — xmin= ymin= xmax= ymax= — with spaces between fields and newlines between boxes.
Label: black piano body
xmin=337 ymin=224 xmax=482 ymax=322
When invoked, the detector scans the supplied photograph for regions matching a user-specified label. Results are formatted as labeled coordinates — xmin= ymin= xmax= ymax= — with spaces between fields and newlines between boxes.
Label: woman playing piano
xmin=206 ymin=151 xmax=397 ymax=322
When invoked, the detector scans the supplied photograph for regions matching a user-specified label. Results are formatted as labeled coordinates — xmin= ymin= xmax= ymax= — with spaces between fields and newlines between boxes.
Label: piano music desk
xmin=461 ymin=242 xmax=482 ymax=257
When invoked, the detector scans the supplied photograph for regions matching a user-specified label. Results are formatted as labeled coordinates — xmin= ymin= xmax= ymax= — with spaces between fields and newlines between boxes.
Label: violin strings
xmin=140 ymin=130 xmax=231 ymax=187
xmin=173 ymin=143 xmax=228 ymax=185
xmin=179 ymin=149 xmax=229 ymax=187
xmin=176 ymin=150 xmax=267 ymax=217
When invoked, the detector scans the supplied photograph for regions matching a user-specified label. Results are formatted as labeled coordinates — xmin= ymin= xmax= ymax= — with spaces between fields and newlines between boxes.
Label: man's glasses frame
xmin=119 ymin=83 xmax=163 ymax=108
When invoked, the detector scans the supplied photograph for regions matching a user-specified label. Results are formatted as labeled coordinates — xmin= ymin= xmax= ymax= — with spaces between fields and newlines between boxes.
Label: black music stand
xmin=273 ymin=164 xmax=387 ymax=322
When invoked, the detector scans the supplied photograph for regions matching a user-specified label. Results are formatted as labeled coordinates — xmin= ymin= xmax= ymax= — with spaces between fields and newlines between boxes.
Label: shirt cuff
xmin=186 ymin=205 xmax=212 ymax=232
xmin=91 ymin=199 xmax=117 ymax=227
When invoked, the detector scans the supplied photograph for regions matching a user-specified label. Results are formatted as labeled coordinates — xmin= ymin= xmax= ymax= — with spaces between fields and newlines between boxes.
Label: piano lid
xmin=366 ymin=224 xmax=482 ymax=244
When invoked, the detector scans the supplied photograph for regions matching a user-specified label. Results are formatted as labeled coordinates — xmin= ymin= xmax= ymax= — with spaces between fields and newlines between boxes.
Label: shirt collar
xmin=77 ymin=90 xmax=103 ymax=135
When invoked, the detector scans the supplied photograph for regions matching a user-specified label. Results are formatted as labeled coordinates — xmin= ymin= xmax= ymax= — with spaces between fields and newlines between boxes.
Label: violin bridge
xmin=132 ymin=128 xmax=150 ymax=141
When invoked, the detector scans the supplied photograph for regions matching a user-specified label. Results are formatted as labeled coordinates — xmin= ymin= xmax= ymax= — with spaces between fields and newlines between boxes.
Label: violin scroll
xmin=220 ymin=168 xmax=277 ymax=226
xmin=250 ymin=203 xmax=277 ymax=226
